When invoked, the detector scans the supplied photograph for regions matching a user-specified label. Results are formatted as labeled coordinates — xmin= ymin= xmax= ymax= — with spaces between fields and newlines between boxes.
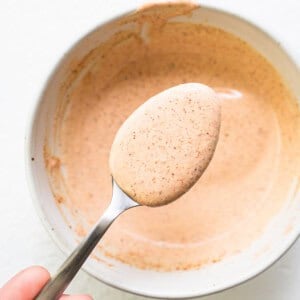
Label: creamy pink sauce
xmin=110 ymin=83 xmax=221 ymax=206
xmin=45 ymin=4 xmax=300 ymax=270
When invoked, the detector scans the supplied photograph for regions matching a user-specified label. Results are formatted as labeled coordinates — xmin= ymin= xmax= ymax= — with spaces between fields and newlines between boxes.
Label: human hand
xmin=0 ymin=266 xmax=92 ymax=300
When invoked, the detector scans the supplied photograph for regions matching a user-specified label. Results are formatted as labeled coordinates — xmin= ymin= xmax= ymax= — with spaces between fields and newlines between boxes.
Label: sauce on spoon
xmin=109 ymin=83 xmax=221 ymax=207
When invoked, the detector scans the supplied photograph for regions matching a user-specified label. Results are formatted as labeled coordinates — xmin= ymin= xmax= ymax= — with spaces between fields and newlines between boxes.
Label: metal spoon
xmin=35 ymin=180 xmax=139 ymax=300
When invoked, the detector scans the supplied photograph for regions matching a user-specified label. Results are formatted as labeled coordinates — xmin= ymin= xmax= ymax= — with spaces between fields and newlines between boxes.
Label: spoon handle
xmin=35 ymin=204 xmax=123 ymax=300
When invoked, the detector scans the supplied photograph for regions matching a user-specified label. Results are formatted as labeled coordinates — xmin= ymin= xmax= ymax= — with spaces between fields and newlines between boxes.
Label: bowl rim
xmin=25 ymin=3 xmax=300 ymax=299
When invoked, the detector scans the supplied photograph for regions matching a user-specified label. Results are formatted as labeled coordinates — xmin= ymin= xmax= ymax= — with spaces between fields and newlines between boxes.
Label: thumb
xmin=0 ymin=266 xmax=50 ymax=300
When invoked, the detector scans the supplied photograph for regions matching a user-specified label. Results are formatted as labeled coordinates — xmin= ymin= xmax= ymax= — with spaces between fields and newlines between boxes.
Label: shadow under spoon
xmin=35 ymin=180 xmax=139 ymax=300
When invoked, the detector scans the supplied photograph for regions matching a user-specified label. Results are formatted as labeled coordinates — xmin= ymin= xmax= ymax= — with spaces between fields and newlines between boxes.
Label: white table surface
xmin=0 ymin=0 xmax=300 ymax=299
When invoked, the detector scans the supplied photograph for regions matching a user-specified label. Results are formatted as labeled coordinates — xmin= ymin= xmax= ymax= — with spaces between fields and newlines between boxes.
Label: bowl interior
xmin=28 ymin=5 xmax=300 ymax=299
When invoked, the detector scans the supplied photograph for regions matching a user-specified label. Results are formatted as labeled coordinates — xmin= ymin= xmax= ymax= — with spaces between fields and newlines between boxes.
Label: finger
xmin=60 ymin=294 xmax=93 ymax=300
xmin=0 ymin=266 xmax=50 ymax=300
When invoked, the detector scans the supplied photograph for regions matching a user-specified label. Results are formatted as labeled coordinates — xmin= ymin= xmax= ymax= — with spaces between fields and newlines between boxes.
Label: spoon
xmin=35 ymin=180 xmax=139 ymax=300
xmin=36 ymin=83 xmax=221 ymax=299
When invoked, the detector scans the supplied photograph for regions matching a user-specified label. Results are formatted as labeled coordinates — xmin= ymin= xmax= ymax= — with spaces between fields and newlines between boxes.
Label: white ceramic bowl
xmin=26 ymin=4 xmax=300 ymax=299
